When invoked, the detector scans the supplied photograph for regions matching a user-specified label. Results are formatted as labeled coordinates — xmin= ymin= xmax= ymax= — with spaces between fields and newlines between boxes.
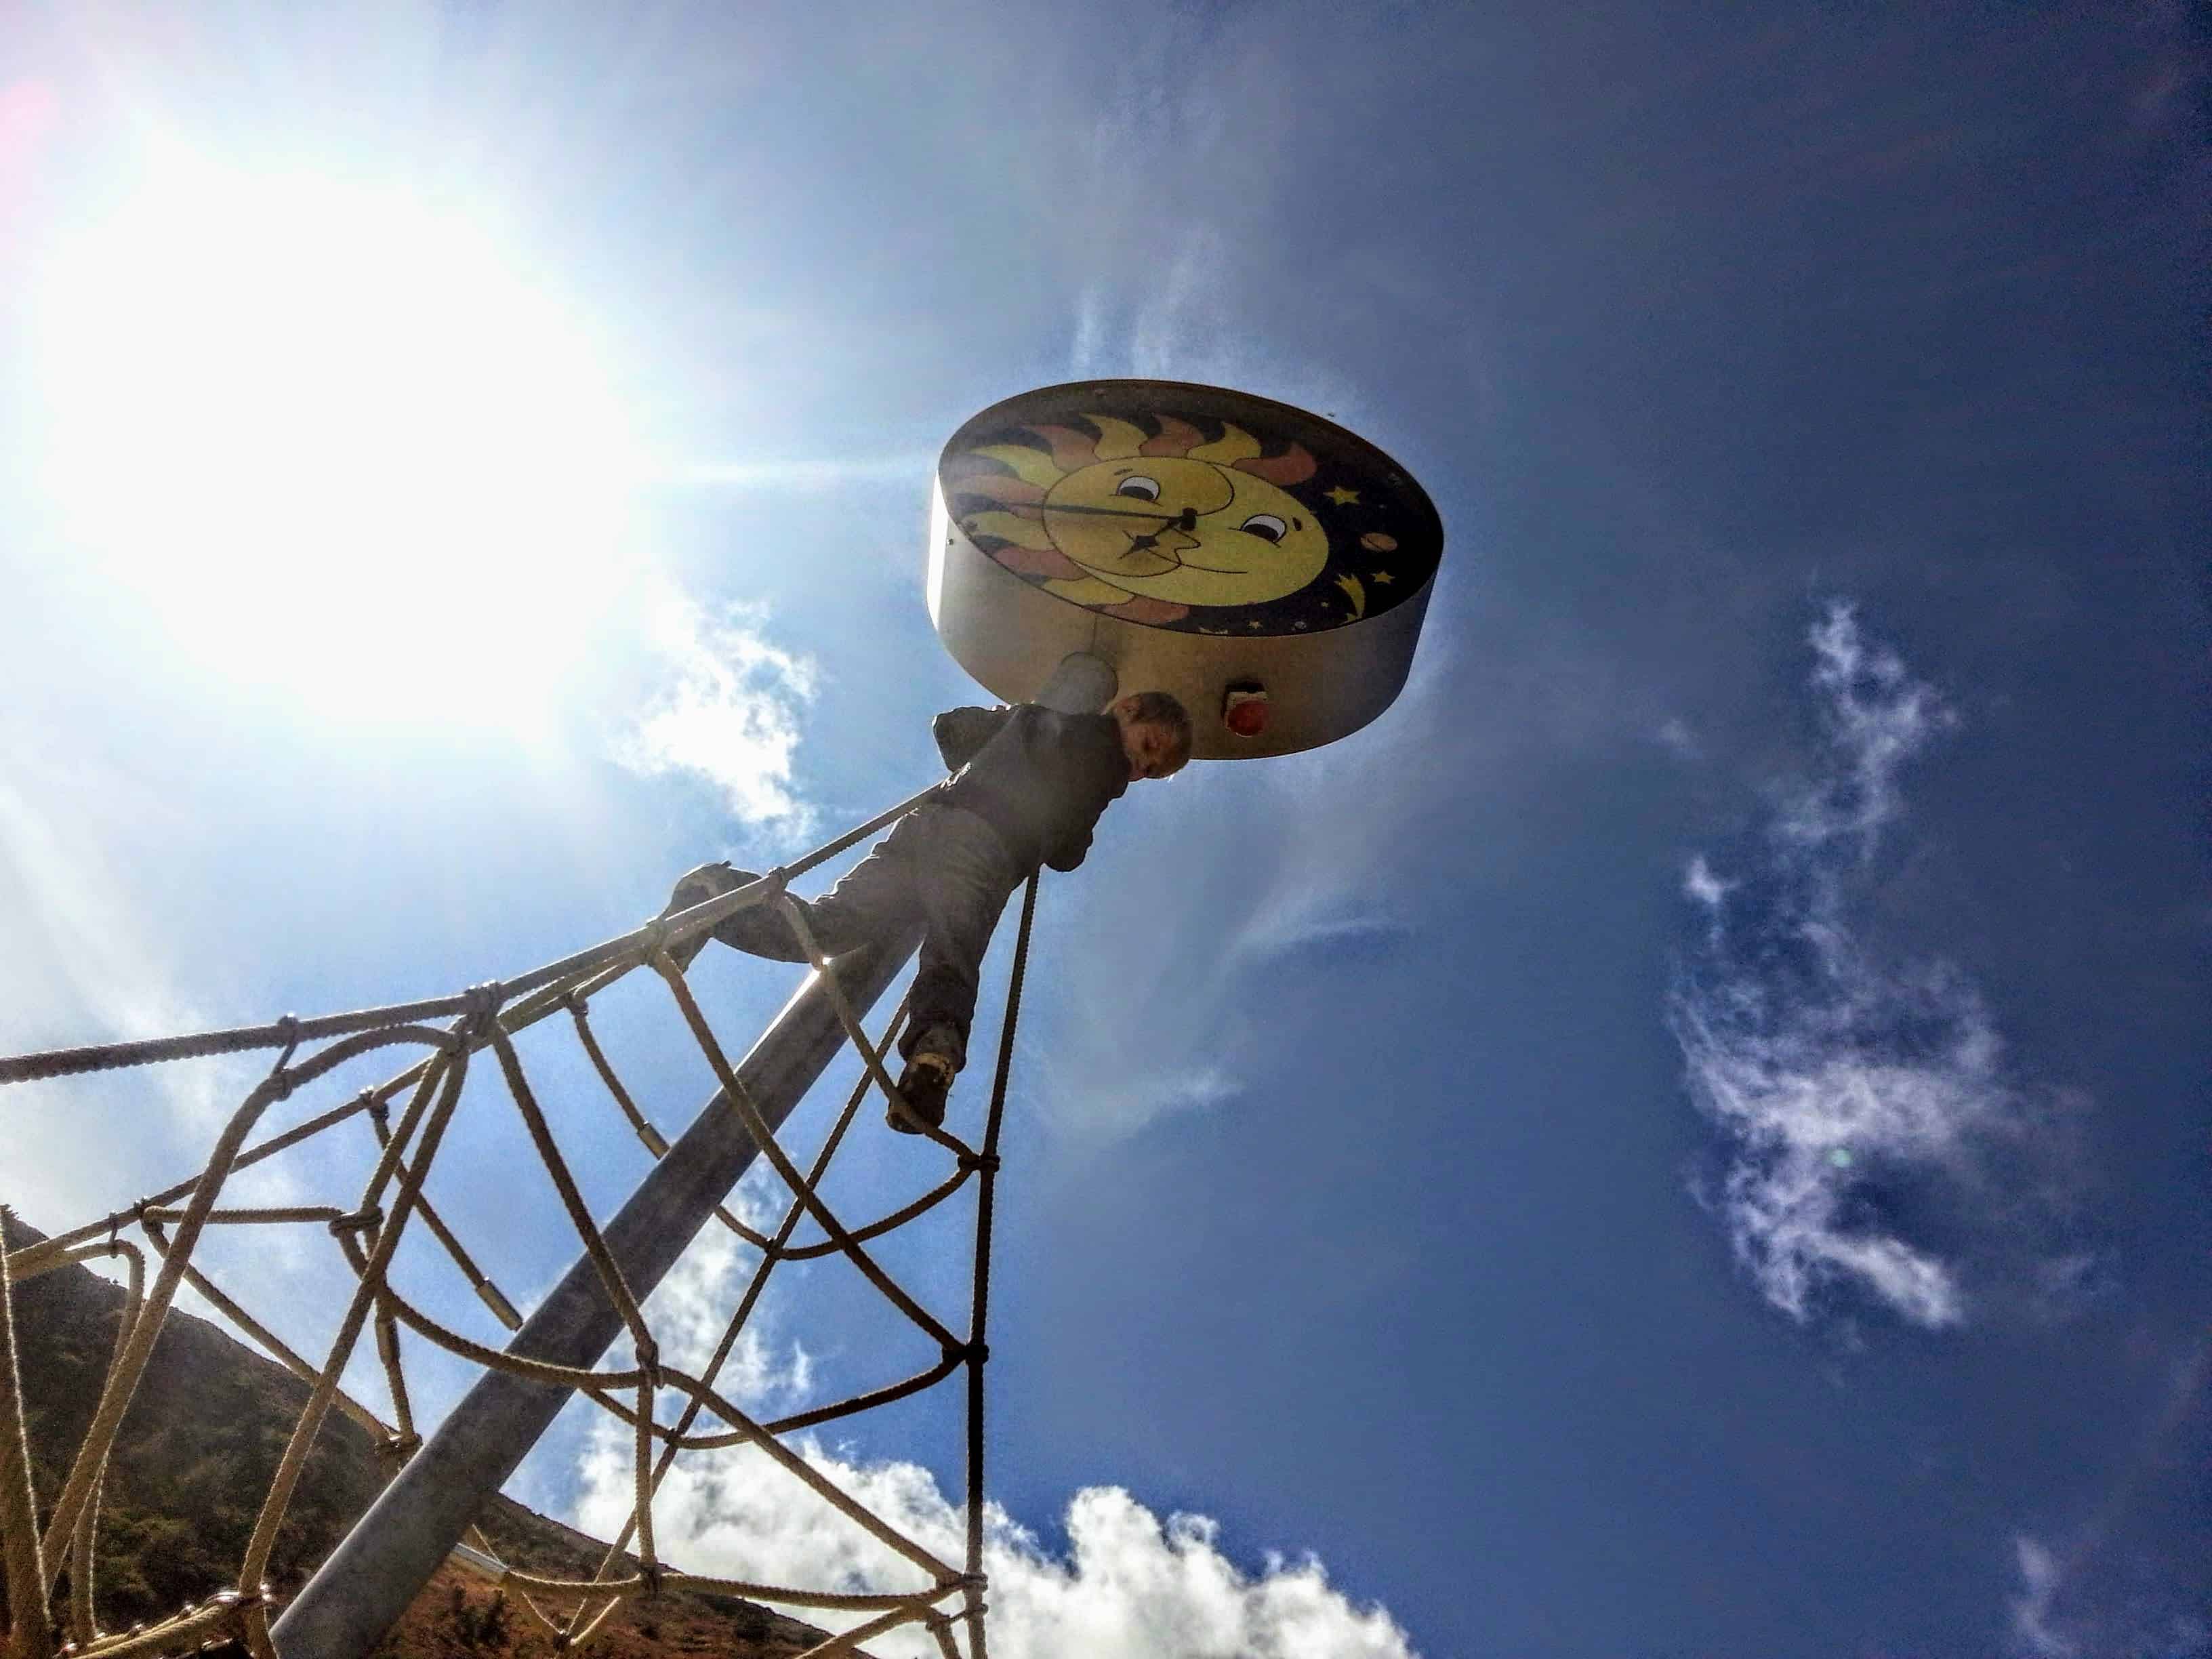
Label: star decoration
xmin=1325 ymin=485 xmax=1361 ymax=506
xmin=1247 ymin=620 xmax=1263 ymax=630
xmin=1371 ymin=570 xmax=1395 ymax=585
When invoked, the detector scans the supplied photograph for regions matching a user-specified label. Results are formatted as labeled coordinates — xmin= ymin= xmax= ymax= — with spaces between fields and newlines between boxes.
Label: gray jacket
xmin=933 ymin=705 xmax=1129 ymax=874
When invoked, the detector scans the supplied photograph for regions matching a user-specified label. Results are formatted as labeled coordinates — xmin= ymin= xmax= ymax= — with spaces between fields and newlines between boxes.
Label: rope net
xmin=0 ymin=781 xmax=1031 ymax=1659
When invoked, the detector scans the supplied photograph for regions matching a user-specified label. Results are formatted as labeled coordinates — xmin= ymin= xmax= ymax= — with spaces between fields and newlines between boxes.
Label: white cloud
xmin=615 ymin=582 xmax=819 ymax=832
xmin=577 ymin=1436 xmax=1418 ymax=1659
xmin=638 ymin=1185 xmax=815 ymax=1412
xmin=1782 ymin=602 xmax=1958 ymax=851
xmin=1671 ymin=602 xmax=2063 ymax=1329
xmin=1233 ymin=895 xmax=1412 ymax=966
xmin=1656 ymin=716 xmax=1703 ymax=762
xmin=572 ymin=1169 xmax=1418 ymax=1657
xmin=1054 ymin=1064 xmax=1246 ymax=1143
xmin=1681 ymin=856 xmax=1732 ymax=912
xmin=2001 ymin=1528 xmax=2212 ymax=1659
xmin=2009 ymin=1535 xmax=2076 ymax=1658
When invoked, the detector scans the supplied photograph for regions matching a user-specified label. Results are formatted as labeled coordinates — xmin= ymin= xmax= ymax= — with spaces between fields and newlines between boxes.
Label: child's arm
xmin=1042 ymin=827 xmax=1091 ymax=873
xmin=932 ymin=705 xmax=1012 ymax=772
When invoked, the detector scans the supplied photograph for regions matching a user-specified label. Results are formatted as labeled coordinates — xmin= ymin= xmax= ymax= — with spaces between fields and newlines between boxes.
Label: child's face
xmin=1120 ymin=718 xmax=1186 ymax=782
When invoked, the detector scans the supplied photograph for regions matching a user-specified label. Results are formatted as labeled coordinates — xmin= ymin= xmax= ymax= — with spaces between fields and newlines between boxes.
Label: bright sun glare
xmin=33 ymin=157 xmax=638 ymax=726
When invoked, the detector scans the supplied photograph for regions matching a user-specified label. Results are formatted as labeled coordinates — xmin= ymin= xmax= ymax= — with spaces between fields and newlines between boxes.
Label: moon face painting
xmin=939 ymin=381 xmax=1441 ymax=638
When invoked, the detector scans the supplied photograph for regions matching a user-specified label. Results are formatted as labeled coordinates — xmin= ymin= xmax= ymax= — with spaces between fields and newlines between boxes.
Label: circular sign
xmin=939 ymin=381 xmax=1441 ymax=639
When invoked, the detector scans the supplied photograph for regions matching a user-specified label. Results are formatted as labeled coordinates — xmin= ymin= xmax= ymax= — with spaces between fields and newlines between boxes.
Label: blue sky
xmin=2 ymin=4 xmax=2207 ymax=1656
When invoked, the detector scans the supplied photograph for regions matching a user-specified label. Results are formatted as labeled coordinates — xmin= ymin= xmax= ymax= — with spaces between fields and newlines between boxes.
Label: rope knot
xmin=945 ymin=1340 xmax=989 ymax=1368
xmin=265 ymin=1015 xmax=302 ymax=1101
xmin=958 ymin=1151 xmax=1002 ymax=1175
xmin=328 ymin=1206 xmax=384 ymax=1238
xmin=361 ymin=1090 xmax=390 ymax=1126
xmin=463 ymin=981 xmax=504 ymax=1021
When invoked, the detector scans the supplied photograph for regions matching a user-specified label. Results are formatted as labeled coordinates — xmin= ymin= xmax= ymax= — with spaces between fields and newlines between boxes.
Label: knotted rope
xmin=1 ymin=783 xmax=1036 ymax=1659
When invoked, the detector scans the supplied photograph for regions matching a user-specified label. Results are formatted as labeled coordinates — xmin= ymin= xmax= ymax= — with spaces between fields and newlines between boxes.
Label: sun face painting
xmin=947 ymin=414 xmax=1327 ymax=626
xmin=939 ymin=384 xmax=1443 ymax=638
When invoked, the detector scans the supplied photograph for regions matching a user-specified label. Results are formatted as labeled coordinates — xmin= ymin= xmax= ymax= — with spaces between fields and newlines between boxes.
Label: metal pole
xmin=274 ymin=652 xmax=1116 ymax=1659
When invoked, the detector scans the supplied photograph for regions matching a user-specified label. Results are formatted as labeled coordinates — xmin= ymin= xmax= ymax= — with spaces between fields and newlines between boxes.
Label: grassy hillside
xmin=1 ymin=1210 xmax=853 ymax=1657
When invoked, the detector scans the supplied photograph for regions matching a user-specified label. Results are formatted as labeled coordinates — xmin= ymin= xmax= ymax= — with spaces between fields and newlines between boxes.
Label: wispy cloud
xmin=614 ymin=581 xmax=819 ymax=832
xmin=1999 ymin=1338 xmax=2212 ymax=1658
xmin=1057 ymin=21 xmax=1370 ymax=417
xmin=1030 ymin=602 xmax=1622 ymax=1148
xmin=1233 ymin=894 xmax=1414 ymax=967
xmin=1671 ymin=602 xmax=2073 ymax=1329
xmin=576 ymin=1437 xmax=1418 ymax=1659
xmin=2003 ymin=1529 xmax=2212 ymax=1659
xmin=1020 ymin=759 xmax=1420 ymax=1147
xmin=1780 ymin=603 xmax=1959 ymax=849
xmin=1681 ymin=855 xmax=1733 ymax=912
xmin=2009 ymin=1535 xmax=2076 ymax=1658
xmin=1655 ymin=716 xmax=1704 ymax=762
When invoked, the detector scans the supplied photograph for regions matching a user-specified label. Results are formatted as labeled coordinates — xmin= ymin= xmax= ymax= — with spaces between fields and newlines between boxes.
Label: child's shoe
xmin=890 ymin=1051 xmax=954 ymax=1134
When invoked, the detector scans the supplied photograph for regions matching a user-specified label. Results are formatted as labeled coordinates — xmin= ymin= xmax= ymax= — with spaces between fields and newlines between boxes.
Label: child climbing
xmin=665 ymin=691 xmax=1192 ymax=1132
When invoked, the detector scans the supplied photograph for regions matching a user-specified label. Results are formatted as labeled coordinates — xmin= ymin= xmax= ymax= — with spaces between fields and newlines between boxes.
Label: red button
xmin=1224 ymin=694 xmax=1269 ymax=737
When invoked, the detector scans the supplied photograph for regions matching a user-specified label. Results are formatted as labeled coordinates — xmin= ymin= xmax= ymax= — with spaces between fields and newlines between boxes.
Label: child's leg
xmin=901 ymin=808 xmax=1021 ymax=1071
xmin=668 ymin=830 xmax=920 ymax=965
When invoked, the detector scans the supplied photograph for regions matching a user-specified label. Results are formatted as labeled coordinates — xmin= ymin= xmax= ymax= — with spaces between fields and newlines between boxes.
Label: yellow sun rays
xmin=1085 ymin=415 xmax=1150 ymax=459
xmin=970 ymin=443 xmax=1064 ymax=490
xmin=961 ymin=510 xmax=1054 ymax=550
xmin=960 ymin=413 xmax=1269 ymax=499
xmin=1187 ymin=423 xmax=1262 ymax=465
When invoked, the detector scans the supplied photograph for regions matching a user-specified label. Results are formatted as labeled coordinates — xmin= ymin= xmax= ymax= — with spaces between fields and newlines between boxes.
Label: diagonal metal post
xmin=273 ymin=653 xmax=1115 ymax=1659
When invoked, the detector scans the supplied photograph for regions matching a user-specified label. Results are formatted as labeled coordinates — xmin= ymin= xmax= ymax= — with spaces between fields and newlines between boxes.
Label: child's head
xmin=1111 ymin=691 xmax=1193 ymax=781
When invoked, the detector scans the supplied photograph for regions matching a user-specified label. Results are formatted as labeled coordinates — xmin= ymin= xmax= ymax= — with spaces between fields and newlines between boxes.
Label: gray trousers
xmin=712 ymin=804 xmax=1021 ymax=1071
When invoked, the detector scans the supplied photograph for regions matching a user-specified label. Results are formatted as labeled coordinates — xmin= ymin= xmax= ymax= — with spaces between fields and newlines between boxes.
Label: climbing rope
xmin=0 ymin=783 xmax=1038 ymax=1659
